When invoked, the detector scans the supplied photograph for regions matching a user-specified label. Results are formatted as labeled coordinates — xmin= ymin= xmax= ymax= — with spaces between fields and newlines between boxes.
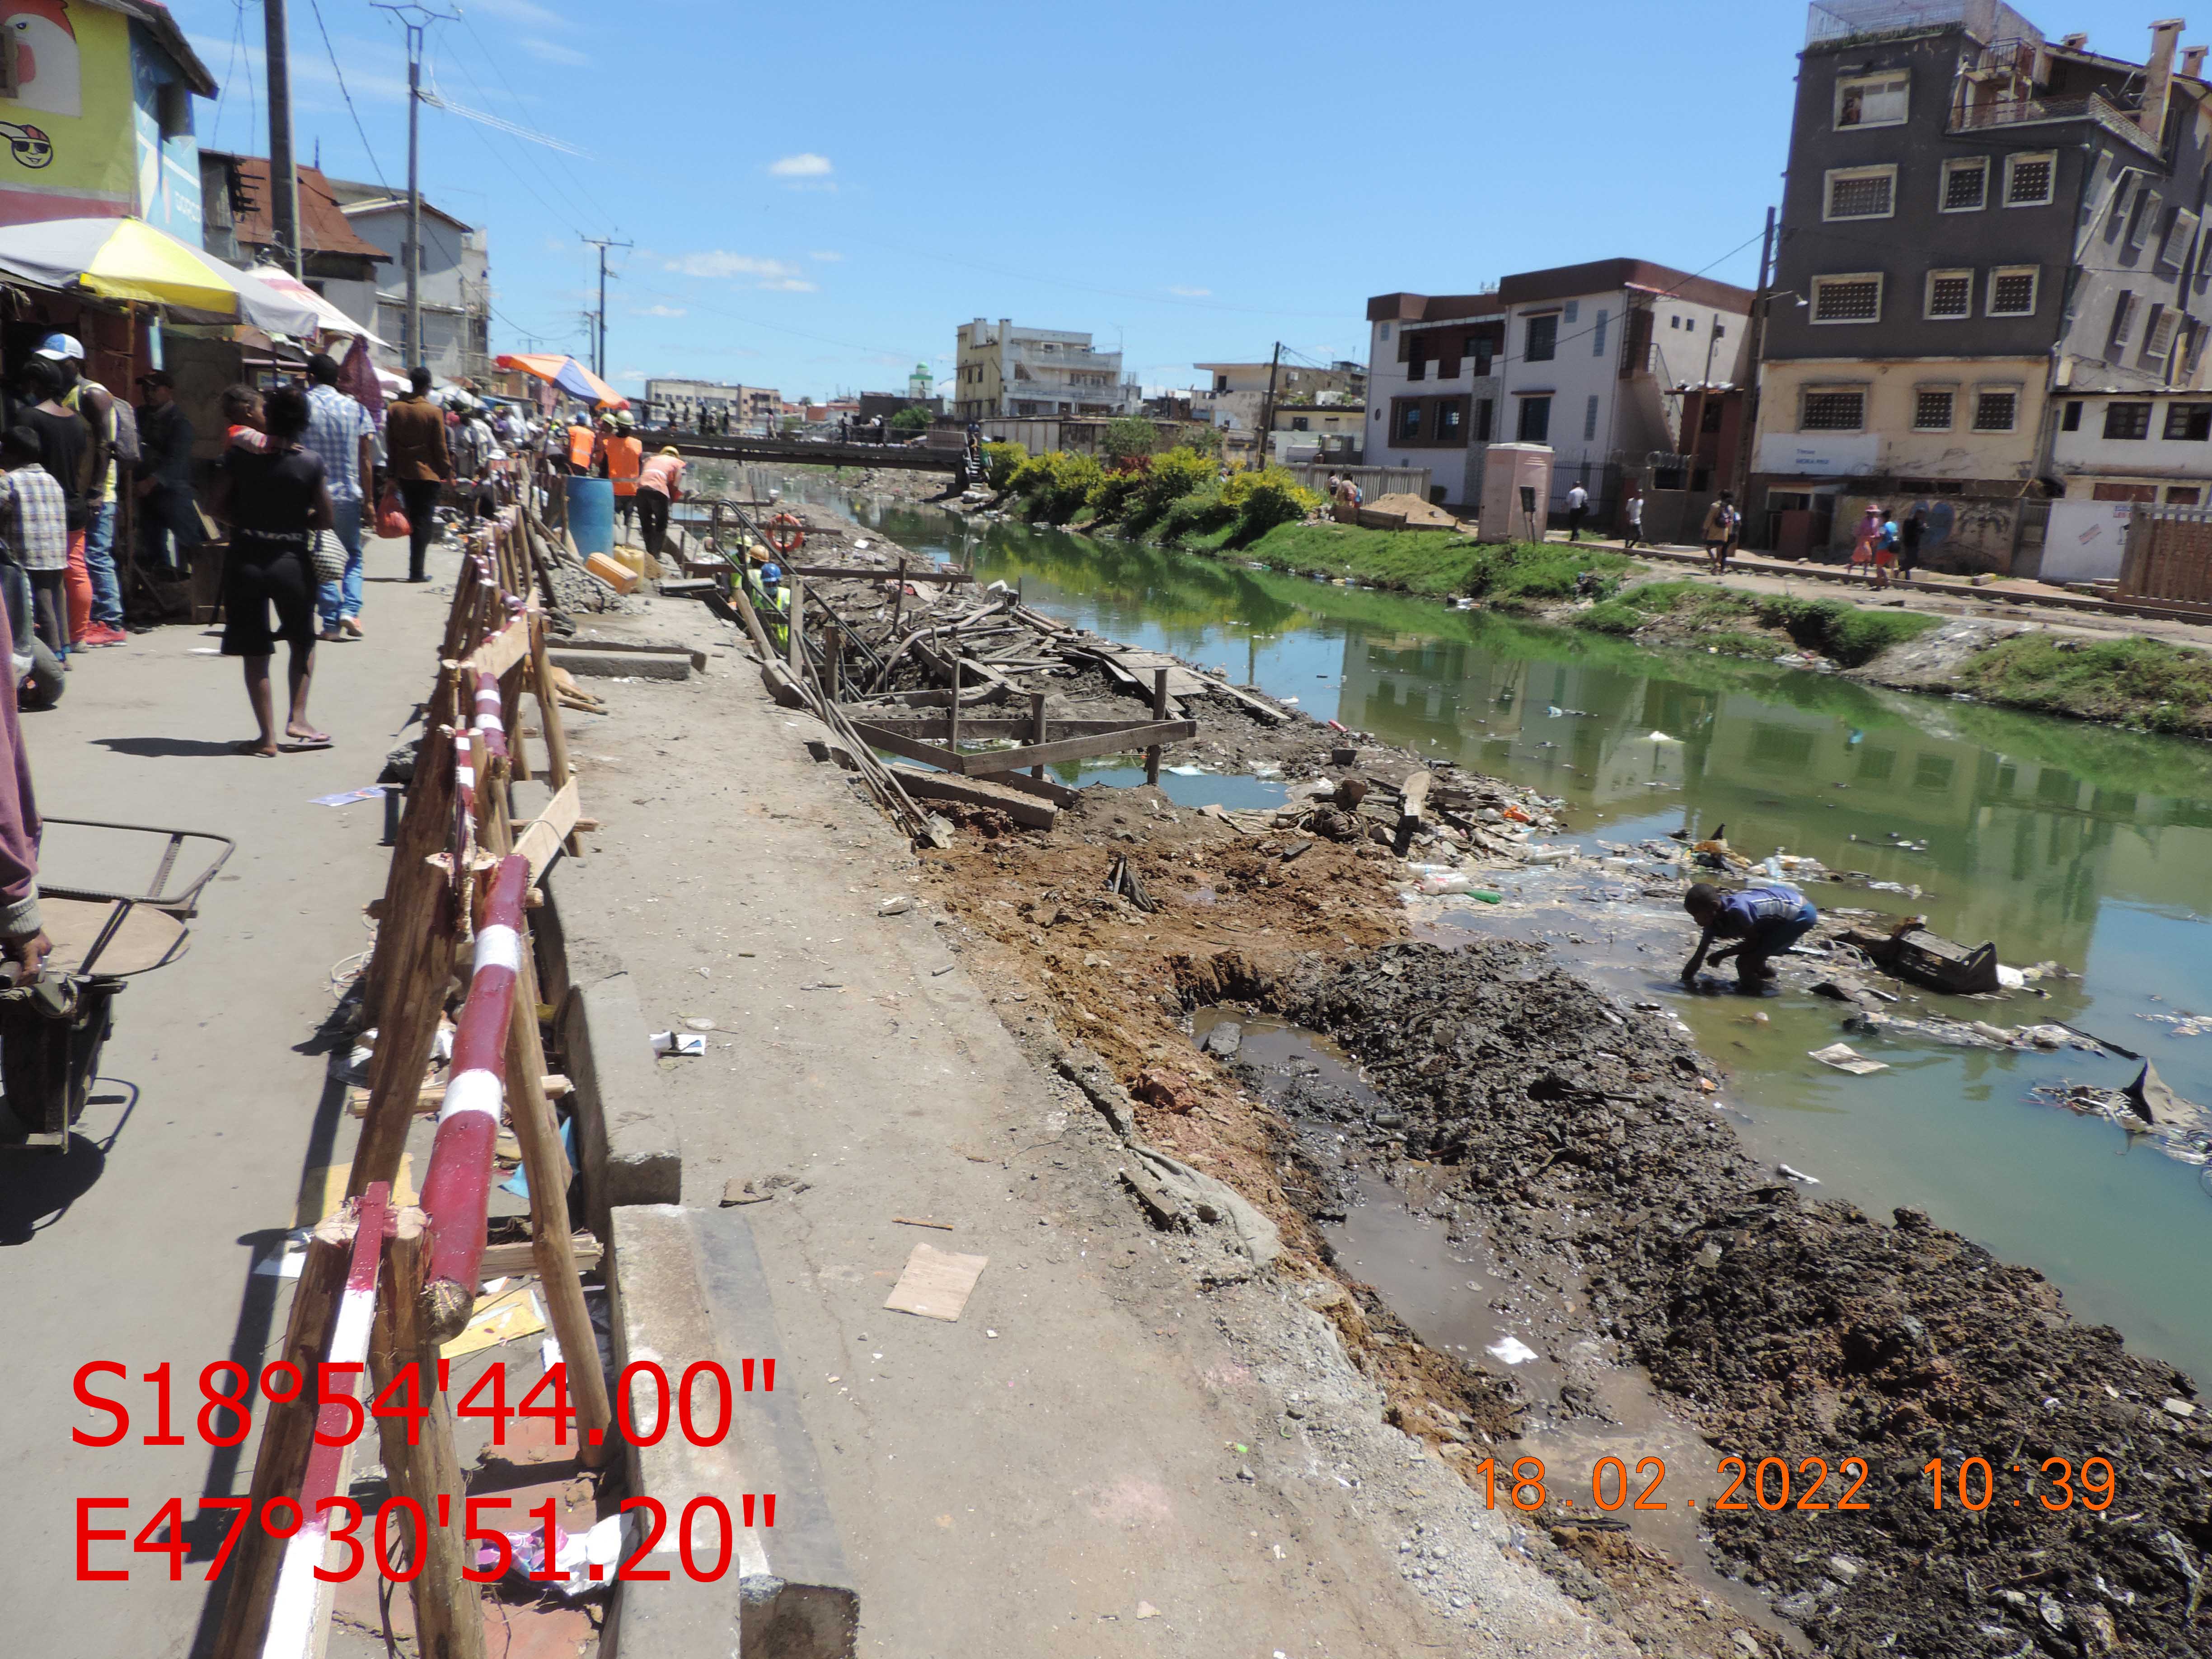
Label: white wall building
xmin=2043 ymin=388 xmax=2212 ymax=580
xmin=321 ymin=181 xmax=491 ymax=381
xmin=1367 ymin=259 xmax=1753 ymax=515
xmin=952 ymin=320 xmax=1136 ymax=419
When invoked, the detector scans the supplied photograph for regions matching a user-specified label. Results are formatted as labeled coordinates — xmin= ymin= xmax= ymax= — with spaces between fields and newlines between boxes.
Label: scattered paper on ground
xmin=299 ymin=1155 xmax=415 ymax=1226
xmin=1809 ymin=1042 xmax=1889 ymax=1075
xmin=312 ymin=786 xmax=386 ymax=807
xmin=1486 ymin=1336 xmax=1540 ymax=1365
xmin=441 ymin=1285 xmax=547 ymax=1360
xmin=885 ymin=1243 xmax=988 ymax=1322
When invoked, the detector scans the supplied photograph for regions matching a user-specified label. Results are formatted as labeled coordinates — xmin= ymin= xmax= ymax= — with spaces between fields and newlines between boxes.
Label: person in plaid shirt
xmin=0 ymin=426 xmax=70 ymax=661
xmin=302 ymin=355 xmax=376 ymax=641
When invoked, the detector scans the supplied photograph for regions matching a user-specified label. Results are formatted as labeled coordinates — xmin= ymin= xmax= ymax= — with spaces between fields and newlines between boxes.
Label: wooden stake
xmin=504 ymin=940 xmax=614 ymax=1465
xmin=1029 ymin=691 xmax=1047 ymax=781
xmin=208 ymin=1222 xmax=352 ymax=1659
xmin=500 ymin=656 xmax=530 ymax=785
xmin=1145 ymin=667 xmax=1169 ymax=786
xmin=786 ymin=574 xmax=805 ymax=673
xmin=527 ymin=611 xmax=581 ymax=856
xmin=368 ymin=1208 xmax=486 ymax=1659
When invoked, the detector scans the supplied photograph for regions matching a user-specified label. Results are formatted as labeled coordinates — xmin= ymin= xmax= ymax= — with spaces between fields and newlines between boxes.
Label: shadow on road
xmin=0 ymin=1080 xmax=139 ymax=1242
xmin=94 ymin=737 xmax=253 ymax=759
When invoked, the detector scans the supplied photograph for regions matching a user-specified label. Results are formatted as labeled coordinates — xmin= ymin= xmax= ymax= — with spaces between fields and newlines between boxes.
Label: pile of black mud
xmin=1275 ymin=938 xmax=2210 ymax=1657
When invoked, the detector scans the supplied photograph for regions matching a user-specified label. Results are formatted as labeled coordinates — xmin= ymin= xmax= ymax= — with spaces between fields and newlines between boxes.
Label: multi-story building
xmin=952 ymin=320 xmax=1136 ymax=419
xmin=644 ymin=379 xmax=779 ymax=431
xmin=199 ymin=152 xmax=387 ymax=304
xmin=1750 ymin=1 xmax=2212 ymax=572
xmin=1191 ymin=359 xmax=1364 ymax=448
xmin=1366 ymin=260 xmax=1752 ymax=514
xmin=317 ymin=178 xmax=491 ymax=381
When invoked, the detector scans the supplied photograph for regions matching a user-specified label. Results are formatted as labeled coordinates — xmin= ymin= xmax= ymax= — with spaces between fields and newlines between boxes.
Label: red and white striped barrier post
xmin=415 ymin=853 xmax=530 ymax=1337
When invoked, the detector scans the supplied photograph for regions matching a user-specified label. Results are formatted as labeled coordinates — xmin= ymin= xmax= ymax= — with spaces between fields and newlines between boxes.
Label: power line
xmin=306 ymin=0 xmax=387 ymax=188
xmin=456 ymin=14 xmax=621 ymax=230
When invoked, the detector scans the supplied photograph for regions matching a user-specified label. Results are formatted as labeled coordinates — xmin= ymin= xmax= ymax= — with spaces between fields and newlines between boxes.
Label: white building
xmin=1366 ymin=259 xmax=1753 ymax=514
xmin=2042 ymin=389 xmax=2212 ymax=580
xmin=952 ymin=320 xmax=1137 ymax=419
xmin=321 ymin=181 xmax=491 ymax=381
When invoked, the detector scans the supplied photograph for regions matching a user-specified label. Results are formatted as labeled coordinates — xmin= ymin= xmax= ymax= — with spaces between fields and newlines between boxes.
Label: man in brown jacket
xmin=383 ymin=366 xmax=452 ymax=582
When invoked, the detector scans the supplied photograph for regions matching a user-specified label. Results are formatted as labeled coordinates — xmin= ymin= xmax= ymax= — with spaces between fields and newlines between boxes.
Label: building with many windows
xmin=951 ymin=320 xmax=1136 ymax=419
xmin=1749 ymin=1 xmax=2212 ymax=572
xmin=1365 ymin=260 xmax=1751 ymax=517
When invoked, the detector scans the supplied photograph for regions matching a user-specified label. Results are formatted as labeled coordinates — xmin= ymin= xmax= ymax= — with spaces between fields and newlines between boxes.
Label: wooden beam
xmin=449 ymin=613 xmax=531 ymax=680
xmin=989 ymin=769 xmax=1082 ymax=807
xmin=478 ymin=1230 xmax=602 ymax=1277
xmin=346 ymin=1073 xmax=571 ymax=1117
xmin=888 ymin=765 xmax=1057 ymax=829
xmin=551 ymin=638 xmax=708 ymax=670
xmin=831 ymin=714 xmax=1186 ymax=740
xmin=513 ymin=777 xmax=582 ymax=879
xmin=789 ymin=563 xmax=969 ymax=584
xmin=959 ymin=718 xmax=1196 ymax=776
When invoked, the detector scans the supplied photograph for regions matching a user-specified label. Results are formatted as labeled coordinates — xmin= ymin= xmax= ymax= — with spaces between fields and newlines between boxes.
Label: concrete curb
xmin=603 ymin=1204 xmax=859 ymax=1659
xmin=559 ymin=975 xmax=683 ymax=1237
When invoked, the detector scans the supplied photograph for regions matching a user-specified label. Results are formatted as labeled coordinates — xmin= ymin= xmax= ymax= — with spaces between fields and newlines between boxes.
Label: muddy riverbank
xmin=722 ymin=479 xmax=2212 ymax=1654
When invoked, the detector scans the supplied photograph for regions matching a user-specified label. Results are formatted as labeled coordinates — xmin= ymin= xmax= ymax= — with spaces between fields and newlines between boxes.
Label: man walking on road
xmin=603 ymin=417 xmax=642 ymax=541
xmin=1702 ymin=492 xmax=1739 ymax=574
xmin=384 ymin=367 xmax=452 ymax=584
xmin=133 ymin=371 xmax=200 ymax=577
xmin=302 ymin=353 xmax=375 ymax=641
xmin=37 ymin=336 xmax=124 ymax=647
xmin=1565 ymin=480 xmax=1589 ymax=541
xmin=1623 ymin=487 xmax=1645 ymax=550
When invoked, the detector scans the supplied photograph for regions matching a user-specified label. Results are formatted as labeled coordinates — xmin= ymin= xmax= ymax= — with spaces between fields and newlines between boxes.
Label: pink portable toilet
xmin=1476 ymin=444 xmax=1554 ymax=544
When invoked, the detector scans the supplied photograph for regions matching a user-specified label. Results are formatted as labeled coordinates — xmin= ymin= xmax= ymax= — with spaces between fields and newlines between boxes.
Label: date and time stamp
xmin=63 ymin=1359 xmax=2121 ymax=1586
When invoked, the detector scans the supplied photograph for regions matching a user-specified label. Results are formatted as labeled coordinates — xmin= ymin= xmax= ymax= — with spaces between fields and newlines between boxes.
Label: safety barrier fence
xmin=213 ymin=499 xmax=605 ymax=1659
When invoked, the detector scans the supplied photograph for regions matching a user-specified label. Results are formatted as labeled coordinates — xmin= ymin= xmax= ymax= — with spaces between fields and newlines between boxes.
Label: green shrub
xmin=1460 ymin=542 xmax=1630 ymax=607
xmin=1007 ymin=450 xmax=1106 ymax=522
xmin=1101 ymin=417 xmax=1160 ymax=467
xmin=1954 ymin=634 xmax=2212 ymax=735
xmin=1755 ymin=596 xmax=1937 ymax=665
xmin=890 ymin=405 xmax=933 ymax=435
xmin=1125 ymin=446 xmax=1219 ymax=530
xmin=1085 ymin=464 xmax=1148 ymax=523
xmin=1156 ymin=487 xmax=1238 ymax=543
xmin=1217 ymin=465 xmax=1321 ymax=543
xmin=980 ymin=441 xmax=1026 ymax=491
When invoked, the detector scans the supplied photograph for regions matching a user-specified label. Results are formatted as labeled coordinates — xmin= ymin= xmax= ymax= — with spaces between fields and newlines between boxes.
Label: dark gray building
xmin=1750 ymin=1 xmax=2212 ymax=572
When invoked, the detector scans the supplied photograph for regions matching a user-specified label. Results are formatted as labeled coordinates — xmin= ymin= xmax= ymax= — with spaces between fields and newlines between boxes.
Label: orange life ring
xmin=766 ymin=513 xmax=806 ymax=555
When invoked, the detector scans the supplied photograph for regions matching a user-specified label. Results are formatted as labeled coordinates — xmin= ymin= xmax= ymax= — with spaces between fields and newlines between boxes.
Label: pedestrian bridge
xmin=637 ymin=429 xmax=965 ymax=473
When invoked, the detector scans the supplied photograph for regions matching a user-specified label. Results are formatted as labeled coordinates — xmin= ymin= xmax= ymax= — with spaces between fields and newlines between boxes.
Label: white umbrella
xmin=243 ymin=263 xmax=388 ymax=345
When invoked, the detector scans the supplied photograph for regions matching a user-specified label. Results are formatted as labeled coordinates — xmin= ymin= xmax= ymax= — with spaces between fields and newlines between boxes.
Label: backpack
xmin=108 ymin=397 xmax=140 ymax=466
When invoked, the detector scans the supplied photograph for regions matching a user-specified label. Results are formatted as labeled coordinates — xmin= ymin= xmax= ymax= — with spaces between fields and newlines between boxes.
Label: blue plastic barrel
xmin=566 ymin=477 xmax=615 ymax=556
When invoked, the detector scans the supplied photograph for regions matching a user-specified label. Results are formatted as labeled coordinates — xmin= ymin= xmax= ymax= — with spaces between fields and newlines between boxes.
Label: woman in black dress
xmin=210 ymin=384 xmax=334 ymax=755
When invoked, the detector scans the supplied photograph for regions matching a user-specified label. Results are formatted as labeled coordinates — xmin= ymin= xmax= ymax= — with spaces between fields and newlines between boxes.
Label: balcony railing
xmin=1948 ymin=87 xmax=2153 ymax=149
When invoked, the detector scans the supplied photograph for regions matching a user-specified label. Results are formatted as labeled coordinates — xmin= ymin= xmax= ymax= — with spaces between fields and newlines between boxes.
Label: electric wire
xmin=307 ymin=0 xmax=389 ymax=189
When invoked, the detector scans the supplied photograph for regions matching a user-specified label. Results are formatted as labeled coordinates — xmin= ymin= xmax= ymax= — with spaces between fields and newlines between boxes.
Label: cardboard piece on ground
xmin=885 ymin=1242 xmax=988 ymax=1322
xmin=440 ymin=1285 xmax=548 ymax=1360
xmin=1809 ymin=1042 xmax=1889 ymax=1076
xmin=299 ymin=1155 xmax=415 ymax=1227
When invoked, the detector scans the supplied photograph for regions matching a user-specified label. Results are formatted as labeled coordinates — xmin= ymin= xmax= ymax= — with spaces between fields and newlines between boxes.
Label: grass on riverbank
xmin=1193 ymin=521 xmax=1633 ymax=605
xmin=1579 ymin=579 xmax=1940 ymax=667
xmin=1953 ymin=633 xmax=2212 ymax=736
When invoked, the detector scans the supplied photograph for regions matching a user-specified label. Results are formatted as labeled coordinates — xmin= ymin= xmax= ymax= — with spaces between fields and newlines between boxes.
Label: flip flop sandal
xmin=236 ymin=740 xmax=278 ymax=758
xmin=284 ymin=733 xmax=334 ymax=750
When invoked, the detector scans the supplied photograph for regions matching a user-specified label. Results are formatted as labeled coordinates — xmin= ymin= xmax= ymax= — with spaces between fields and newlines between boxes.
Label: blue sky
xmin=167 ymin=0 xmax=2183 ymax=400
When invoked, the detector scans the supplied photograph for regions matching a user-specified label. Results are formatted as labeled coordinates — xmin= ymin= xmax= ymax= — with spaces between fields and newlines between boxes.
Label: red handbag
xmin=377 ymin=487 xmax=410 ymax=540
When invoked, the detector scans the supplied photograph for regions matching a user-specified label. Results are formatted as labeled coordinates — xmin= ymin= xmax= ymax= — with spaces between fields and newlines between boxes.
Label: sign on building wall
xmin=0 ymin=0 xmax=139 ymax=221
xmin=1753 ymin=431 xmax=1880 ymax=478
xmin=129 ymin=21 xmax=199 ymax=240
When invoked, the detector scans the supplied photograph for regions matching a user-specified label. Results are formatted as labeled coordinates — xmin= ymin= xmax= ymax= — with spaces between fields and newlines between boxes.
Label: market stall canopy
xmin=0 ymin=217 xmax=321 ymax=336
xmin=245 ymin=264 xmax=387 ymax=345
xmin=496 ymin=352 xmax=630 ymax=409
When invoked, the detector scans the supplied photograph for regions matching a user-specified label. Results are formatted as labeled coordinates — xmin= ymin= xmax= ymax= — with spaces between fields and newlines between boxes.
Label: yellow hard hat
xmin=661 ymin=445 xmax=680 ymax=456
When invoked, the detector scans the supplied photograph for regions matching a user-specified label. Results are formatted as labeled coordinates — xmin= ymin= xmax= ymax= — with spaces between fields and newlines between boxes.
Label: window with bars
xmin=1926 ymin=271 xmax=1973 ymax=319
xmin=1516 ymin=396 xmax=1551 ymax=443
xmin=2164 ymin=403 xmax=2212 ymax=441
xmin=1592 ymin=309 xmax=1608 ymax=356
xmin=2004 ymin=152 xmax=2055 ymax=206
xmin=1940 ymin=158 xmax=1988 ymax=211
xmin=2169 ymin=485 xmax=2203 ymax=504
xmin=1811 ymin=275 xmax=1882 ymax=323
xmin=1437 ymin=401 xmax=1463 ymax=439
xmin=1826 ymin=167 xmax=1896 ymax=220
xmin=1801 ymin=389 xmax=1866 ymax=430
xmin=1913 ymin=389 xmax=1955 ymax=430
xmin=1972 ymin=390 xmax=2019 ymax=432
xmin=1988 ymin=267 xmax=2039 ymax=316
xmin=1523 ymin=314 xmax=1558 ymax=362
xmin=1583 ymin=394 xmax=1600 ymax=441
xmin=2104 ymin=402 xmax=2153 ymax=439
xmin=1397 ymin=402 xmax=1423 ymax=440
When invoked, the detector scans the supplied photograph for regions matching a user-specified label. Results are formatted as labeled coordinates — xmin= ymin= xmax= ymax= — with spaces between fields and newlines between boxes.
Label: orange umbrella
xmin=495 ymin=352 xmax=629 ymax=409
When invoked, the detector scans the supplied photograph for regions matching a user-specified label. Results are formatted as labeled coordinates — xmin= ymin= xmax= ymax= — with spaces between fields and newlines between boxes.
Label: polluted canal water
xmin=759 ymin=475 xmax=2212 ymax=1390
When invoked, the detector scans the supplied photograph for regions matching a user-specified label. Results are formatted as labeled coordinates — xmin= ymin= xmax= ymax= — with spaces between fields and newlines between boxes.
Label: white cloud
xmin=633 ymin=304 xmax=688 ymax=318
xmin=769 ymin=153 xmax=833 ymax=178
xmin=758 ymin=278 xmax=819 ymax=293
xmin=664 ymin=252 xmax=804 ymax=281
xmin=808 ymin=250 xmax=844 ymax=262
xmin=521 ymin=38 xmax=590 ymax=66
xmin=1167 ymin=285 xmax=1212 ymax=298
xmin=470 ymin=0 xmax=571 ymax=28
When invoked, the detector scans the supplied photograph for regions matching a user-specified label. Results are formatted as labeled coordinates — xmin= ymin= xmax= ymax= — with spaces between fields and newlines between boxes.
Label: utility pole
xmin=263 ymin=0 xmax=301 ymax=275
xmin=582 ymin=236 xmax=632 ymax=379
xmin=372 ymin=4 xmax=459 ymax=370
xmin=1256 ymin=341 xmax=1281 ymax=470
xmin=1731 ymin=204 xmax=1780 ymax=517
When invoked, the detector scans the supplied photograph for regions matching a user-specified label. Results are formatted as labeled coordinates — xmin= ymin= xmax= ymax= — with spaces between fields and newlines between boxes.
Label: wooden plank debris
xmin=888 ymin=765 xmax=1058 ymax=830
xmin=884 ymin=1242 xmax=988 ymax=1322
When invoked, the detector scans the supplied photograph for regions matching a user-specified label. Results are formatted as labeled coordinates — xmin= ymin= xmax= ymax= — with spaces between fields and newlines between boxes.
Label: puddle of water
xmin=1195 ymin=1009 xmax=1800 ymax=1641
xmin=751 ymin=471 xmax=2212 ymax=1387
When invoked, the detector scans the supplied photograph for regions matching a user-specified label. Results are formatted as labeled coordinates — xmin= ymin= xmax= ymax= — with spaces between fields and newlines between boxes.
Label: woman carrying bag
xmin=210 ymin=385 xmax=335 ymax=755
